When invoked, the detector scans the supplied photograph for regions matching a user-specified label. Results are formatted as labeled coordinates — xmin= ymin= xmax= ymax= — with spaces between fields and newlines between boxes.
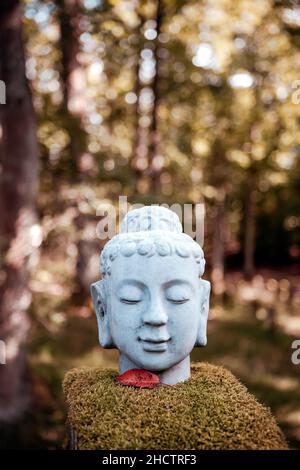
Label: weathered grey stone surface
xmin=91 ymin=206 xmax=210 ymax=385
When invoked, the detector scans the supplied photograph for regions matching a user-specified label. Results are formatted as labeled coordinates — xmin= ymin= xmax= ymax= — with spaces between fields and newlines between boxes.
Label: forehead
xmin=109 ymin=253 xmax=199 ymax=286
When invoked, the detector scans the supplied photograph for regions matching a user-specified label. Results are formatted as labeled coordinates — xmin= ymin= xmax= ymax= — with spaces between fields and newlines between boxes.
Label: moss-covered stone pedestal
xmin=63 ymin=362 xmax=287 ymax=450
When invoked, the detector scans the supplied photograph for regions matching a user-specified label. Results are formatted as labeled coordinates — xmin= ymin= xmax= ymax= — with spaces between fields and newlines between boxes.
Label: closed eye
xmin=120 ymin=298 xmax=141 ymax=304
xmin=167 ymin=298 xmax=189 ymax=304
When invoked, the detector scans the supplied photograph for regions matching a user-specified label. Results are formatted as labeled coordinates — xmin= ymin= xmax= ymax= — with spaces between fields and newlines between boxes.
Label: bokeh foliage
xmin=1 ymin=0 xmax=297 ymax=449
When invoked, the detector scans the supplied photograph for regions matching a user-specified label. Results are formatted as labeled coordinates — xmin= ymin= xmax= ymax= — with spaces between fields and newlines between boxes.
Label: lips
xmin=139 ymin=336 xmax=171 ymax=352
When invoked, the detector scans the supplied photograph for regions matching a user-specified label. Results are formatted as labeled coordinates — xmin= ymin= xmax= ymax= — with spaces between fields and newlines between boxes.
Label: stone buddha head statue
xmin=91 ymin=206 xmax=210 ymax=385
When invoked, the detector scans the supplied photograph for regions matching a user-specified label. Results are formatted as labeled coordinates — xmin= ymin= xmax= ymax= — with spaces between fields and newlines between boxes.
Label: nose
xmin=142 ymin=302 xmax=168 ymax=326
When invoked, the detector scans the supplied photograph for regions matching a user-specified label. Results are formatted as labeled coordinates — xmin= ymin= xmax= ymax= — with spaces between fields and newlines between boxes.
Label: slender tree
xmin=148 ymin=0 xmax=164 ymax=194
xmin=56 ymin=0 xmax=95 ymax=299
xmin=210 ymin=137 xmax=226 ymax=294
xmin=131 ymin=11 xmax=147 ymax=193
xmin=243 ymin=166 xmax=256 ymax=280
xmin=56 ymin=0 xmax=86 ymax=173
xmin=0 ymin=0 xmax=39 ymax=422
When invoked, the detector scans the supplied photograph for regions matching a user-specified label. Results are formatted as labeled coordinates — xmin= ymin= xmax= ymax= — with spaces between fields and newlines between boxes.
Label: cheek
xmin=110 ymin=300 xmax=142 ymax=334
xmin=167 ymin=302 xmax=199 ymax=340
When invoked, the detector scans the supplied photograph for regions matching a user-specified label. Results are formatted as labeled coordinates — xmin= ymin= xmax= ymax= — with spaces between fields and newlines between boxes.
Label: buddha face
xmin=92 ymin=251 xmax=210 ymax=373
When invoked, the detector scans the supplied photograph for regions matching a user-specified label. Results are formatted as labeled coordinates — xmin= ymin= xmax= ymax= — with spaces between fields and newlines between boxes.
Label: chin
xmin=138 ymin=354 xmax=179 ymax=372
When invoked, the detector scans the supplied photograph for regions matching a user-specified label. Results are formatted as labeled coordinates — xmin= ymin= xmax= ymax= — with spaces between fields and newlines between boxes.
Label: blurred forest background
xmin=0 ymin=0 xmax=300 ymax=449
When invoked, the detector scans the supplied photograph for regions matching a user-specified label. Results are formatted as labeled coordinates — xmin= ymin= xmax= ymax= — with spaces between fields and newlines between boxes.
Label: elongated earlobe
xmin=90 ymin=280 xmax=115 ymax=348
xmin=195 ymin=279 xmax=211 ymax=347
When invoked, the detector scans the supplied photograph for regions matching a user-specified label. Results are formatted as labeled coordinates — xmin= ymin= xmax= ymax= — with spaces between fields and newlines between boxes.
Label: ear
xmin=90 ymin=279 xmax=115 ymax=349
xmin=195 ymin=279 xmax=211 ymax=347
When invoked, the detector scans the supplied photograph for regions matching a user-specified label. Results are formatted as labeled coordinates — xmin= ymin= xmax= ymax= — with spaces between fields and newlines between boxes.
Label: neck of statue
xmin=119 ymin=354 xmax=190 ymax=386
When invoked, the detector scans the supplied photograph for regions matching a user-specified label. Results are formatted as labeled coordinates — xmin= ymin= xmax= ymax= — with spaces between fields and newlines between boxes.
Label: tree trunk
xmin=210 ymin=139 xmax=226 ymax=295
xmin=58 ymin=0 xmax=84 ymax=116
xmin=148 ymin=0 xmax=163 ymax=194
xmin=0 ymin=0 xmax=39 ymax=423
xmin=211 ymin=196 xmax=226 ymax=295
xmin=57 ymin=0 xmax=94 ymax=299
xmin=57 ymin=0 xmax=86 ymax=172
xmin=131 ymin=14 xmax=148 ymax=194
xmin=243 ymin=170 xmax=256 ymax=280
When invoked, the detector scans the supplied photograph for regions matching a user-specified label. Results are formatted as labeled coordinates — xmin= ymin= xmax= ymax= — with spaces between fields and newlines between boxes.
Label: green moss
xmin=63 ymin=362 xmax=288 ymax=450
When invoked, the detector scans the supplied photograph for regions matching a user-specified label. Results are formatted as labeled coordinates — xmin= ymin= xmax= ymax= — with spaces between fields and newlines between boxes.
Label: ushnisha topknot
xmin=100 ymin=206 xmax=205 ymax=278
xmin=120 ymin=206 xmax=183 ymax=234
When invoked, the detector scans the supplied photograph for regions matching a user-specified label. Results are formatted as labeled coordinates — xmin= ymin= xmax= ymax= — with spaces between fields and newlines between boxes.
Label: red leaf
xmin=115 ymin=369 xmax=160 ymax=389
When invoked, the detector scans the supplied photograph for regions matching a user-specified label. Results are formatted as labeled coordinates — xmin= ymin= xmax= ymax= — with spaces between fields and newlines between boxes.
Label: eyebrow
xmin=163 ymin=280 xmax=193 ymax=289
xmin=116 ymin=279 xmax=146 ymax=290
